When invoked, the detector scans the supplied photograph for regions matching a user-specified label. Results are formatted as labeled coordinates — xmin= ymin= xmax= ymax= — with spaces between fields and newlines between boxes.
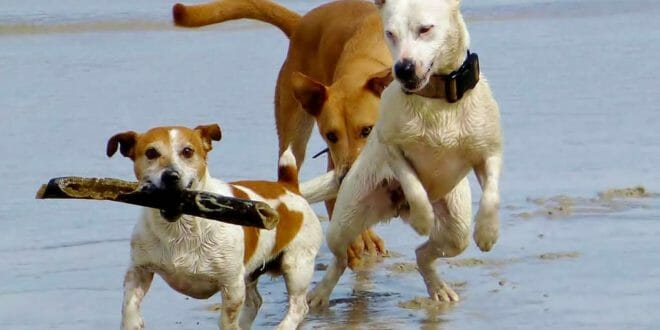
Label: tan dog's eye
xmin=181 ymin=147 xmax=195 ymax=159
xmin=361 ymin=126 xmax=373 ymax=138
xmin=145 ymin=147 xmax=160 ymax=160
xmin=326 ymin=132 xmax=338 ymax=143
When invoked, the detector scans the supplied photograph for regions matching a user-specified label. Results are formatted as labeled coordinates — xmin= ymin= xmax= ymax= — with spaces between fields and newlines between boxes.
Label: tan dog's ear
xmin=365 ymin=68 xmax=393 ymax=97
xmin=291 ymin=72 xmax=327 ymax=117
xmin=194 ymin=124 xmax=222 ymax=152
xmin=107 ymin=131 xmax=138 ymax=159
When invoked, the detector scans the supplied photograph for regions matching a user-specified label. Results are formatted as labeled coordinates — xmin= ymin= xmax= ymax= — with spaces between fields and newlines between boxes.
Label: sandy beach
xmin=1 ymin=0 xmax=659 ymax=329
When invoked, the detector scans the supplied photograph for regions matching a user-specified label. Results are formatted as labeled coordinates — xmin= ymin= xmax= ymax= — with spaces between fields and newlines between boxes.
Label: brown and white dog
xmin=107 ymin=124 xmax=322 ymax=329
xmin=172 ymin=0 xmax=394 ymax=266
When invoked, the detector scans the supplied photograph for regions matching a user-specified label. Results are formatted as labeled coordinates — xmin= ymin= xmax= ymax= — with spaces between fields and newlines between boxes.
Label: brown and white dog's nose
xmin=161 ymin=169 xmax=181 ymax=189
xmin=394 ymin=59 xmax=416 ymax=83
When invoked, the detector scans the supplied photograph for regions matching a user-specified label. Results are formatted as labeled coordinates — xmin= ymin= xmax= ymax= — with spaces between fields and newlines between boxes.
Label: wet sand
xmin=2 ymin=0 xmax=660 ymax=329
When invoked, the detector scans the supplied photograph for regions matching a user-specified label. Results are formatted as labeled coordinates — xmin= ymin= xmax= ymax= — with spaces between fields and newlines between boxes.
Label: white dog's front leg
xmin=121 ymin=265 xmax=154 ymax=330
xmin=473 ymin=155 xmax=502 ymax=252
xmin=386 ymin=145 xmax=434 ymax=236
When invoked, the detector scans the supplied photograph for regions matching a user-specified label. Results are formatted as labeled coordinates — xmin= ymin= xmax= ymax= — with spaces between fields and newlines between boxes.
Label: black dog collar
xmin=409 ymin=51 xmax=480 ymax=103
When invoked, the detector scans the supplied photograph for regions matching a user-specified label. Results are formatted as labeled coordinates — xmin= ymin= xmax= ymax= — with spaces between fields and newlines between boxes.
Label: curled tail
xmin=300 ymin=171 xmax=339 ymax=204
xmin=277 ymin=146 xmax=299 ymax=188
xmin=173 ymin=0 xmax=301 ymax=38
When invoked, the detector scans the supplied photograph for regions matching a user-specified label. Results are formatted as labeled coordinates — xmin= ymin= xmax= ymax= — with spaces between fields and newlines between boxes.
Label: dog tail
xmin=277 ymin=146 xmax=299 ymax=187
xmin=299 ymin=171 xmax=339 ymax=204
xmin=173 ymin=0 xmax=301 ymax=38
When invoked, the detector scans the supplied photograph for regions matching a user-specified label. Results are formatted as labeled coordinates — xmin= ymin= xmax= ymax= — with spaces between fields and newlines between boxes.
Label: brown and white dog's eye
xmin=145 ymin=147 xmax=160 ymax=160
xmin=181 ymin=147 xmax=195 ymax=159
xmin=361 ymin=126 xmax=373 ymax=138
xmin=326 ymin=132 xmax=338 ymax=143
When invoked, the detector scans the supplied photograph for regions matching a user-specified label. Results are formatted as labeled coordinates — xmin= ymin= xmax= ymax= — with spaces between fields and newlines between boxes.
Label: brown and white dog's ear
xmin=291 ymin=71 xmax=327 ymax=117
xmin=194 ymin=124 xmax=222 ymax=152
xmin=107 ymin=131 xmax=138 ymax=159
xmin=374 ymin=0 xmax=386 ymax=8
xmin=365 ymin=68 xmax=393 ymax=97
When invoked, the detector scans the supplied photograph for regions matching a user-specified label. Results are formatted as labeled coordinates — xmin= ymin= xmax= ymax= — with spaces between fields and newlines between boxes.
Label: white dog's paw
xmin=427 ymin=282 xmax=460 ymax=302
xmin=307 ymin=285 xmax=331 ymax=310
xmin=408 ymin=207 xmax=434 ymax=236
xmin=474 ymin=209 xmax=499 ymax=252
xmin=121 ymin=319 xmax=144 ymax=330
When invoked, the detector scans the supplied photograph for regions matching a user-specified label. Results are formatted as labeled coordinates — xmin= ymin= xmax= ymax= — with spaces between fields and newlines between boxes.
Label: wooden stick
xmin=36 ymin=177 xmax=279 ymax=230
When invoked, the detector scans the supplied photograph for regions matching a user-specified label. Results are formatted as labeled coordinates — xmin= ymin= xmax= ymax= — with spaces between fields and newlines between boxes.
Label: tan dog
xmin=172 ymin=0 xmax=394 ymax=267
xmin=107 ymin=124 xmax=321 ymax=329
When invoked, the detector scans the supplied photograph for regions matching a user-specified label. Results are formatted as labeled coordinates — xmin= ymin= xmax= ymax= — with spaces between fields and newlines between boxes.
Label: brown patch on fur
xmin=232 ymin=181 xmax=291 ymax=199
xmin=231 ymin=186 xmax=260 ymax=264
xmin=277 ymin=164 xmax=298 ymax=187
xmin=271 ymin=204 xmax=303 ymax=256
xmin=230 ymin=184 xmax=303 ymax=263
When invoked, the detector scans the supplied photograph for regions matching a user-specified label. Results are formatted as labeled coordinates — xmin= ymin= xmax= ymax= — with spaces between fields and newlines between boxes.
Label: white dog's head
xmin=376 ymin=0 xmax=469 ymax=92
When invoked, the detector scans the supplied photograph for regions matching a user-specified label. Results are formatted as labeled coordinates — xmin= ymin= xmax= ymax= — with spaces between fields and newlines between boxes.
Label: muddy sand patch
xmin=515 ymin=185 xmax=656 ymax=220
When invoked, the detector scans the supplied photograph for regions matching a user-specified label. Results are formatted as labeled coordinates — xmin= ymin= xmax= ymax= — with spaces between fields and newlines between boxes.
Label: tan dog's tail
xmin=277 ymin=147 xmax=299 ymax=187
xmin=173 ymin=0 xmax=301 ymax=38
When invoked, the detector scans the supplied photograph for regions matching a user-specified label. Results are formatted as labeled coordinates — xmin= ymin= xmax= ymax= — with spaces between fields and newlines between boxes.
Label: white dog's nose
xmin=394 ymin=59 xmax=416 ymax=82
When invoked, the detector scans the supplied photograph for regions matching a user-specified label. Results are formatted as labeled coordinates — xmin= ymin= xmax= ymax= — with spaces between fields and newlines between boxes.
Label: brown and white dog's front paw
xmin=473 ymin=208 xmax=499 ymax=252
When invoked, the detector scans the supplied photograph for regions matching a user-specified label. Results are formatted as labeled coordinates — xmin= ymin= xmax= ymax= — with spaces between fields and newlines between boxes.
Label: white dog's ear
xmin=365 ymin=68 xmax=393 ymax=97
xmin=194 ymin=124 xmax=222 ymax=152
xmin=291 ymin=71 xmax=327 ymax=117
xmin=374 ymin=0 xmax=386 ymax=8
xmin=107 ymin=131 xmax=138 ymax=159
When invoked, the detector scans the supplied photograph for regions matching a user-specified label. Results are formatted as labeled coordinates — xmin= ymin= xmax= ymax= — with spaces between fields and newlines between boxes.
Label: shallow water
xmin=1 ymin=0 xmax=660 ymax=329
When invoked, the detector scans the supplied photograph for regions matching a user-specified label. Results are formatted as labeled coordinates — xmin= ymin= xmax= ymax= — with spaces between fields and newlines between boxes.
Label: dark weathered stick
xmin=36 ymin=177 xmax=279 ymax=230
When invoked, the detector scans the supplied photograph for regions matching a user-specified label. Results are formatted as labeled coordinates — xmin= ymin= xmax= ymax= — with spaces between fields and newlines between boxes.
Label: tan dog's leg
xmin=473 ymin=155 xmax=502 ymax=252
xmin=275 ymin=78 xmax=315 ymax=169
xmin=239 ymin=279 xmax=262 ymax=329
xmin=416 ymin=178 xmax=471 ymax=302
xmin=121 ymin=265 xmax=153 ymax=330
xmin=325 ymin=158 xmax=386 ymax=269
xmin=219 ymin=273 xmax=245 ymax=330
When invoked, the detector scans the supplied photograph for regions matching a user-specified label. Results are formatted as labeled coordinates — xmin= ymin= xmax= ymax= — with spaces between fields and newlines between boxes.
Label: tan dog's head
xmin=106 ymin=124 xmax=222 ymax=193
xmin=292 ymin=69 xmax=393 ymax=182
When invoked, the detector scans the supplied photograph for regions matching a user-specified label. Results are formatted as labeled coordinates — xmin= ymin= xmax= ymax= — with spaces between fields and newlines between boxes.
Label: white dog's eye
xmin=385 ymin=30 xmax=396 ymax=43
xmin=418 ymin=25 xmax=434 ymax=36
xmin=181 ymin=147 xmax=195 ymax=159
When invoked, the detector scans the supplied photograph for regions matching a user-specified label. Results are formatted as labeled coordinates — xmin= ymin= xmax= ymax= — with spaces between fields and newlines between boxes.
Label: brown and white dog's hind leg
xmin=121 ymin=265 xmax=154 ymax=330
xmin=415 ymin=177 xmax=471 ymax=302
xmin=473 ymin=155 xmax=502 ymax=252
xmin=277 ymin=249 xmax=316 ymax=329
xmin=219 ymin=272 xmax=246 ymax=330
xmin=239 ymin=279 xmax=262 ymax=330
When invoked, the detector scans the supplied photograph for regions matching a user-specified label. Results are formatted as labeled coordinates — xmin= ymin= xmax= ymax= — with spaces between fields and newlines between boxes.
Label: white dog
xmin=302 ymin=0 xmax=502 ymax=306
xmin=107 ymin=124 xmax=322 ymax=329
